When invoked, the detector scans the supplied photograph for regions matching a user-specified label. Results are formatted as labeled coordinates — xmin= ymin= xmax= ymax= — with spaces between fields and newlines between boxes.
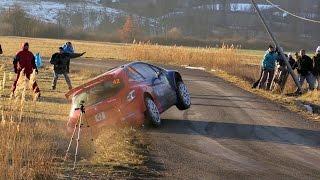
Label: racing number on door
xmin=113 ymin=79 xmax=121 ymax=85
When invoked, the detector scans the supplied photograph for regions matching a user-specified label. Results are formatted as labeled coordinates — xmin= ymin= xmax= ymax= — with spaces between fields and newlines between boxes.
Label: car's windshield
xmin=73 ymin=79 xmax=124 ymax=107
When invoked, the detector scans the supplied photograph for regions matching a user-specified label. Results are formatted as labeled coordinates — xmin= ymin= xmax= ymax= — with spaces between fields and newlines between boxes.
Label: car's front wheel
xmin=145 ymin=97 xmax=161 ymax=127
xmin=176 ymin=81 xmax=191 ymax=110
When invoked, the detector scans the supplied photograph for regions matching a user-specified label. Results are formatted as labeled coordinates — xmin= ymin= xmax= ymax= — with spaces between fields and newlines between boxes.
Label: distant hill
xmin=0 ymin=0 xmax=319 ymax=49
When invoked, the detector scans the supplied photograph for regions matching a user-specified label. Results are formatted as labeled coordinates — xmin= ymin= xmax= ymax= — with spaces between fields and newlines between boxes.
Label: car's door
xmin=149 ymin=65 xmax=177 ymax=109
xmin=131 ymin=63 xmax=174 ymax=110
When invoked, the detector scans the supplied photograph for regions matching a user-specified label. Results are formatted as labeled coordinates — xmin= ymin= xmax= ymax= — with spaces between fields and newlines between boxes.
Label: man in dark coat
xmin=313 ymin=46 xmax=320 ymax=90
xmin=12 ymin=42 xmax=40 ymax=95
xmin=0 ymin=44 xmax=3 ymax=54
xmin=50 ymin=47 xmax=85 ymax=90
xmin=296 ymin=49 xmax=315 ymax=91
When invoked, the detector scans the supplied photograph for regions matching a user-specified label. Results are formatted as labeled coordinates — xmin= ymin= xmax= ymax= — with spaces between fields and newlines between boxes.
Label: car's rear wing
xmin=65 ymin=74 xmax=114 ymax=100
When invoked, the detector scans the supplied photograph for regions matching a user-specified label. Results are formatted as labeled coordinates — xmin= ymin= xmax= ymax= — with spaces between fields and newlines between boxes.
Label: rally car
xmin=65 ymin=61 xmax=191 ymax=131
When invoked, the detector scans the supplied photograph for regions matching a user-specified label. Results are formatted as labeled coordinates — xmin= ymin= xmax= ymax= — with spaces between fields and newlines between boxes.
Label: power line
xmin=265 ymin=0 xmax=320 ymax=24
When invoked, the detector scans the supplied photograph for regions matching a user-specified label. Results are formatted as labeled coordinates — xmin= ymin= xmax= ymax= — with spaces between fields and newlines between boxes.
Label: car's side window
xmin=132 ymin=63 xmax=157 ymax=79
xmin=127 ymin=66 xmax=144 ymax=82
xmin=149 ymin=65 xmax=161 ymax=74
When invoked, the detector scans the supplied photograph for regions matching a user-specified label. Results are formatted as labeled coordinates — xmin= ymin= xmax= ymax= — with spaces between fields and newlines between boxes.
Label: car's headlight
xmin=127 ymin=90 xmax=136 ymax=102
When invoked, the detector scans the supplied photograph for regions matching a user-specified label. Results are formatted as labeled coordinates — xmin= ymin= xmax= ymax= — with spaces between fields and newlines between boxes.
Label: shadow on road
xmin=191 ymin=103 xmax=285 ymax=112
xmin=190 ymin=94 xmax=286 ymax=112
xmin=158 ymin=119 xmax=320 ymax=148
xmin=191 ymin=94 xmax=267 ymax=103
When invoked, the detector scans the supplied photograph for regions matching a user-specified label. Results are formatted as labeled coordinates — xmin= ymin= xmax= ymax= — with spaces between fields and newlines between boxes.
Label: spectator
xmin=258 ymin=45 xmax=278 ymax=90
xmin=252 ymin=67 xmax=263 ymax=89
xmin=12 ymin=42 xmax=40 ymax=96
xmin=50 ymin=47 xmax=85 ymax=90
xmin=272 ymin=53 xmax=288 ymax=88
xmin=288 ymin=53 xmax=297 ymax=69
xmin=313 ymin=46 xmax=320 ymax=90
xmin=63 ymin=42 xmax=75 ymax=54
xmin=294 ymin=52 xmax=300 ymax=62
xmin=0 ymin=44 xmax=2 ymax=54
xmin=296 ymin=49 xmax=315 ymax=92
xmin=276 ymin=53 xmax=297 ymax=90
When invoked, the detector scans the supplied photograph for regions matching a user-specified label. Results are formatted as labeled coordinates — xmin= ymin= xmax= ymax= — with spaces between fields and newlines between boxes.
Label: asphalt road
xmin=71 ymin=59 xmax=320 ymax=179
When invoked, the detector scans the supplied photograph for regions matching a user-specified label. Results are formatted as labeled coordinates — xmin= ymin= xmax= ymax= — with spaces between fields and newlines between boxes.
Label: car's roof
xmin=124 ymin=61 xmax=166 ymax=71
xmin=93 ymin=61 xmax=161 ymax=77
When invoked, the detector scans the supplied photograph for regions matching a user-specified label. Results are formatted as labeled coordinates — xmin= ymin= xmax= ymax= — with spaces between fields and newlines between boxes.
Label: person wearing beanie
xmin=12 ymin=42 xmax=40 ymax=96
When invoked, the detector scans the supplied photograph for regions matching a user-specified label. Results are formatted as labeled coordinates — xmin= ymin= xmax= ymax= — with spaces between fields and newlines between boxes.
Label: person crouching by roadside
xmin=312 ymin=46 xmax=320 ymax=90
xmin=50 ymin=47 xmax=85 ymax=90
xmin=258 ymin=45 xmax=278 ymax=90
xmin=296 ymin=49 xmax=315 ymax=92
xmin=12 ymin=42 xmax=40 ymax=96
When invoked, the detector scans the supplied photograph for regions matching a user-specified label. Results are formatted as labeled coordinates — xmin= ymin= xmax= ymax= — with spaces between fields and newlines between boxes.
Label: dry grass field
xmin=0 ymin=36 xmax=262 ymax=82
xmin=1 ymin=36 xmax=315 ymax=94
xmin=1 ymin=36 xmax=319 ymax=103
xmin=0 ymin=56 xmax=155 ymax=179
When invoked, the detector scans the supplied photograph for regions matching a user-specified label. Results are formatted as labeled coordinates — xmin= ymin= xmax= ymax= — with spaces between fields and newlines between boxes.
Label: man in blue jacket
xmin=258 ymin=45 xmax=278 ymax=90
xmin=63 ymin=42 xmax=74 ymax=54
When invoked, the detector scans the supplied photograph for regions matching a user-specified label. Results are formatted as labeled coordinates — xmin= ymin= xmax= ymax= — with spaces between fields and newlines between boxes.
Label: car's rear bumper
xmin=66 ymin=107 xmax=144 ymax=134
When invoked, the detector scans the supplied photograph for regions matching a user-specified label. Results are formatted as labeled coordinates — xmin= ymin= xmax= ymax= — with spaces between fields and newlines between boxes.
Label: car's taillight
xmin=127 ymin=90 xmax=136 ymax=102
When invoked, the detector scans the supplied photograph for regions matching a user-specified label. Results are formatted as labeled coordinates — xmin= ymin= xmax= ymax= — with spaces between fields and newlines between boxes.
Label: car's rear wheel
xmin=176 ymin=81 xmax=191 ymax=110
xmin=145 ymin=97 xmax=161 ymax=127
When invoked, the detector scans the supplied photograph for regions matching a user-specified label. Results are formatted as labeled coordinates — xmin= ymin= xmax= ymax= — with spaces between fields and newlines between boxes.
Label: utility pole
xmin=251 ymin=0 xmax=302 ymax=93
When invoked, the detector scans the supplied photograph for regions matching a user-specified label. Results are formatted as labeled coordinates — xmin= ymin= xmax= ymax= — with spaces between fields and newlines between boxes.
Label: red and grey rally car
xmin=65 ymin=61 xmax=191 ymax=131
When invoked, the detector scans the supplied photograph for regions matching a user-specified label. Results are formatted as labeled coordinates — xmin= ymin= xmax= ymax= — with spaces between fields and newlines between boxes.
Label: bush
xmin=119 ymin=16 xmax=141 ymax=43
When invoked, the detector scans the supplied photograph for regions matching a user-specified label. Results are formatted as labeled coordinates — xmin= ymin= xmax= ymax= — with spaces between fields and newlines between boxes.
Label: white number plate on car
xmin=95 ymin=112 xmax=106 ymax=122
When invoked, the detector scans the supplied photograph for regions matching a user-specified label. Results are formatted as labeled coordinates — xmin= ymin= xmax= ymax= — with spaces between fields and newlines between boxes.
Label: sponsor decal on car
xmin=95 ymin=112 xmax=106 ymax=122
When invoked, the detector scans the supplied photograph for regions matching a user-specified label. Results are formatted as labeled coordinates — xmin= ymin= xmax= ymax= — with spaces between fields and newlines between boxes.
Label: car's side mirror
xmin=156 ymin=71 xmax=162 ymax=78
xmin=152 ymin=71 xmax=162 ymax=85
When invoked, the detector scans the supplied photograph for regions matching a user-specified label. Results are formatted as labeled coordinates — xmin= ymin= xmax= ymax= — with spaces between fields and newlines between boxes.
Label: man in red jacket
xmin=12 ymin=42 xmax=40 ymax=95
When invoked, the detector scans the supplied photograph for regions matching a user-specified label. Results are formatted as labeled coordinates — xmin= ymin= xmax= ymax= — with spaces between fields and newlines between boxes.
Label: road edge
xmin=211 ymin=69 xmax=320 ymax=123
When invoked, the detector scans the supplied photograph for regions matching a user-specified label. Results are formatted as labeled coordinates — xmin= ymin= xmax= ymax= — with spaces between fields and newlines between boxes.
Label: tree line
xmin=0 ymin=2 xmax=319 ymax=50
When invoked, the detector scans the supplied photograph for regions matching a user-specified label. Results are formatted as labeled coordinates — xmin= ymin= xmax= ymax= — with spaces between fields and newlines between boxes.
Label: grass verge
xmin=0 ymin=57 xmax=157 ymax=179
